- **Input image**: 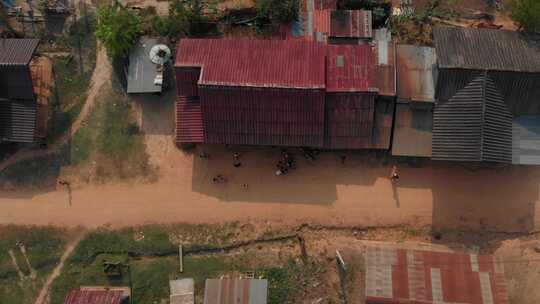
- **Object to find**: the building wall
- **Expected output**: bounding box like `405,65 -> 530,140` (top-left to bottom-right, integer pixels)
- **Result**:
199,86 -> 326,147
324,92 -> 375,149
175,67 -> 201,97
436,68 -> 540,115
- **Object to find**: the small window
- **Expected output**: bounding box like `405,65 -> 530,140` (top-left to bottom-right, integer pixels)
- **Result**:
336,55 -> 344,67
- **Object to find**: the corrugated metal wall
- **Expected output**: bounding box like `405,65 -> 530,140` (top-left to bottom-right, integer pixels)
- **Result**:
437,69 -> 540,116
324,93 -> 375,149
199,86 -> 325,147
0,100 -> 36,142
175,67 -> 200,97
0,65 -> 35,100
433,74 -> 512,163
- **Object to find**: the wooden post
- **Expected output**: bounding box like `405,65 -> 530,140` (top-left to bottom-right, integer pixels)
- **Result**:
179,245 -> 183,273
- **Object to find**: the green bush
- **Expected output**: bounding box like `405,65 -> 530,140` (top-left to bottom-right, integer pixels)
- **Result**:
254,0 -> 299,25
96,3 -> 142,59
509,0 -> 540,32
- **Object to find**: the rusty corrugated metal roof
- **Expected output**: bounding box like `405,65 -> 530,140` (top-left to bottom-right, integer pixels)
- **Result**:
63,290 -> 126,304
326,44 -> 377,92
204,279 -> 267,304
434,26 -> 540,73
364,246 -> 508,304
373,29 -> 396,97
0,39 -> 39,66
396,44 -> 437,102
175,39 -> 326,89
176,96 -> 204,144
330,10 -> 372,38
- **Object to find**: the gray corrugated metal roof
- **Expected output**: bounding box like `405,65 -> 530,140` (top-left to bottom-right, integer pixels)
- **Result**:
127,37 -> 163,94
0,99 -> 36,143
170,279 -> 194,304
0,39 -> 39,65
396,45 -> 437,102
512,116 -> 540,165
433,26 -> 540,73
391,103 -> 433,157
204,279 -> 267,304
432,74 -> 513,163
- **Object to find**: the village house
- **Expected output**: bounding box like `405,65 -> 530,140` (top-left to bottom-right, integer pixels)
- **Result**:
174,38 -> 394,150
432,26 -> 540,164
0,38 -> 52,144
363,246 -> 508,304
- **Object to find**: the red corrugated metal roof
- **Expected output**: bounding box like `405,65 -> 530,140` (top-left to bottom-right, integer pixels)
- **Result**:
176,96 -> 204,144
175,39 -> 326,89
330,10 -> 372,38
326,44 -> 377,92
199,86 -> 325,147
324,93 -> 375,149
64,290 -> 125,304
365,247 -> 509,304
313,0 -> 337,10
314,9 -> 330,36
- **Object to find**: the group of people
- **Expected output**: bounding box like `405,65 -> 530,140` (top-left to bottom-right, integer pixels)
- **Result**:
276,150 -> 296,176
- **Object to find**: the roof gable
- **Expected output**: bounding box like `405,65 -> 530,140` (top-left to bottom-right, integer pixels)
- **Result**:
432,73 -> 513,162
0,39 -> 39,66
175,39 -> 326,89
434,26 -> 540,73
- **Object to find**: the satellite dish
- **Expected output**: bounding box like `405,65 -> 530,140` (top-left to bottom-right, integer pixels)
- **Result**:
149,44 -> 171,65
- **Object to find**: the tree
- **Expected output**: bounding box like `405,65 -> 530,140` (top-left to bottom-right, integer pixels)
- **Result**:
95,3 -> 142,59
509,0 -> 540,32
151,0 -> 218,37
254,0 -> 299,25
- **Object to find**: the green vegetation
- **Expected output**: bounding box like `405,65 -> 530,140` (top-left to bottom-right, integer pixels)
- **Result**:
49,225 -> 318,304
508,0 -> 540,32
0,226 -> 67,304
70,84 -> 152,180
48,14 -> 97,142
254,0 -> 299,26
96,3 -> 142,59
148,0 -> 219,37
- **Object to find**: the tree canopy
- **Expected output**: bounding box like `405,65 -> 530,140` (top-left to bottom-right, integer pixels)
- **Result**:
151,0 -> 218,37
254,0 -> 299,25
509,0 -> 540,32
95,3 -> 142,59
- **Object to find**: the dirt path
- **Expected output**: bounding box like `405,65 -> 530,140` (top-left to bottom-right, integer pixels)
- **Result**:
0,45 -> 111,173
1,144 -> 540,233
33,233 -> 84,304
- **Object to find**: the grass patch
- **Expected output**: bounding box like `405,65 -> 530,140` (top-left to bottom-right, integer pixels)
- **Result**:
48,14 -> 97,142
0,226 -> 67,304
69,84 -> 152,181
0,146 -> 70,189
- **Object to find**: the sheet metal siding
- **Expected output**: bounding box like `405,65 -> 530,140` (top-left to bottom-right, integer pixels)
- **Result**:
0,100 -> 36,142
371,97 -> 395,149
175,39 -> 326,89
396,45 -> 437,102
330,10 -> 372,38
512,116 -> 540,164
433,26 -> 540,73
0,39 -> 39,65
435,68 -> 478,102
391,103 -> 433,157
490,71 -> 540,115
433,75 -> 512,163
375,41 -> 397,97
203,279 -> 267,304
64,290 -> 124,304
324,93 -> 375,149
175,68 -> 200,97
0,65 -> 35,99
175,97 -> 204,143
326,44 -> 376,92
199,86 -> 325,147
364,247 -> 509,304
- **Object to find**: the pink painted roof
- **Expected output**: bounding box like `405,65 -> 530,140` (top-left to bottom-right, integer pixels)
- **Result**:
175,39 -> 326,89
326,44 -> 377,92
64,290 -> 125,304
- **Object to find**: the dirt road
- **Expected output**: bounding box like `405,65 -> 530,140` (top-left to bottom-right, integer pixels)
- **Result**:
1,142 -> 539,232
